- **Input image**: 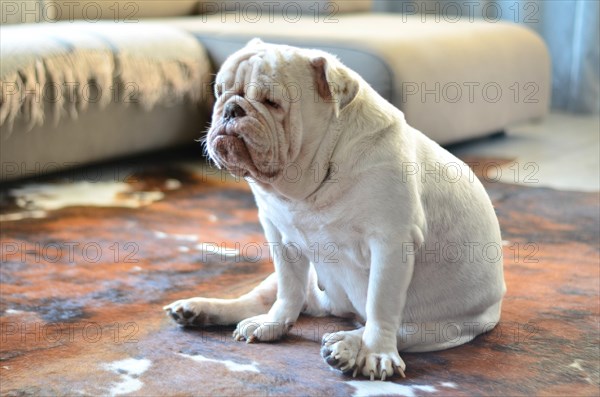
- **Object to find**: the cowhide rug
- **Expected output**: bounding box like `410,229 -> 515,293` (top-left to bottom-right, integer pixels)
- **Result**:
1,153 -> 598,396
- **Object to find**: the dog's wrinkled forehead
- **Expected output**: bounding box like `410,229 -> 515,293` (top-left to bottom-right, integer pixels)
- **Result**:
215,45 -> 304,98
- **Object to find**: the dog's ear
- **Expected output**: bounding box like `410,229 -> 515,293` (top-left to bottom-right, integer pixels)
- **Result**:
310,56 -> 359,117
246,38 -> 264,47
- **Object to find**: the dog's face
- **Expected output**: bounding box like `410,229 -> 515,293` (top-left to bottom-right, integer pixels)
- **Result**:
205,39 -> 358,185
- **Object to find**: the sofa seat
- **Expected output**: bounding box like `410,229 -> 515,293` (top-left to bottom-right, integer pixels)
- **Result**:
0,22 -> 212,181
162,13 -> 551,144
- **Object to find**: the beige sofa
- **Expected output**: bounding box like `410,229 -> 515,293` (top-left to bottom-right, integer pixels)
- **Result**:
0,0 -> 551,181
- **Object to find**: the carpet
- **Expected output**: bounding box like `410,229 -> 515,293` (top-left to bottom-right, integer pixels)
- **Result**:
0,153 -> 598,396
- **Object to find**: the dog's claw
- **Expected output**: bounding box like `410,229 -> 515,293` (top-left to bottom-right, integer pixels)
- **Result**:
233,330 -> 245,342
394,364 -> 406,378
381,370 -> 387,381
352,367 -> 359,378
370,370 -> 375,381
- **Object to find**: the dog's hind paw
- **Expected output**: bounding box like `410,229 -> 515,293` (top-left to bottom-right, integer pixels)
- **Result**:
163,298 -> 215,327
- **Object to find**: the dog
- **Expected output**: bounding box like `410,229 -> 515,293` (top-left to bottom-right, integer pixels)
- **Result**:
164,39 -> 506,381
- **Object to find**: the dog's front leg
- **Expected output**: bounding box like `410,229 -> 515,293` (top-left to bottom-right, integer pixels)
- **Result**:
233,217 -> 309,343
356,232 -> 419,380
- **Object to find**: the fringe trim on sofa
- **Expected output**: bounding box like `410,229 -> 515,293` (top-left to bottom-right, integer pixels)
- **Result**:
0,50 -> 206,135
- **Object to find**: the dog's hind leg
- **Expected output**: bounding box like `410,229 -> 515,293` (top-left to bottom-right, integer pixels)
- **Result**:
164,264 -> 331,327
164,273 -> 278,327
303,264 -> 332,317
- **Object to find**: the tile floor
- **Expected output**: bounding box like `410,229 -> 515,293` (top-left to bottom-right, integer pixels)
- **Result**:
449,112 -> 600,192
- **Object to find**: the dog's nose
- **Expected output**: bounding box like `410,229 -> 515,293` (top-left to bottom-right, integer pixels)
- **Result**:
223,102 -> 246,121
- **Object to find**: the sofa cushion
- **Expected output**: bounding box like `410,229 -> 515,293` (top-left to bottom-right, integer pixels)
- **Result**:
0,21 -> 212,181
161,13 -> 551,144
1,22 -> 211,131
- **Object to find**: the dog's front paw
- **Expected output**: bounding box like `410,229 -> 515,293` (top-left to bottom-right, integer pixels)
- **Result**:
233,314 -> 292,343
355,347 -> 406,381
321,330 -> 362,373
163,298 -> 215,327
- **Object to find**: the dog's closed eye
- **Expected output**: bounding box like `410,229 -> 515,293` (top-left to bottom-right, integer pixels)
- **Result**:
264,98 -> 280,110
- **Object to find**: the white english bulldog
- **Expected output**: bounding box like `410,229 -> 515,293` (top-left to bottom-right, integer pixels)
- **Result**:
164,39 -> 506,381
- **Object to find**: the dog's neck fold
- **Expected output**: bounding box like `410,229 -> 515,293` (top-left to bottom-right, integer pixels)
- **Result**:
263,110 -> 342,201
261,87 -> 399,202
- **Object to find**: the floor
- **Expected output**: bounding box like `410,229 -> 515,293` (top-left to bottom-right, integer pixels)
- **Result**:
448,112 -> 600,192
0,112 -> 598,396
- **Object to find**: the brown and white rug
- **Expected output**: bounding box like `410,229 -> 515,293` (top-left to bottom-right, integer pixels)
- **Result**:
1,151 -> 598,396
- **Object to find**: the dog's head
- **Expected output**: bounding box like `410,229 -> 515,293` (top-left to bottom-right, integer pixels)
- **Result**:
205,39 -> 359,189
